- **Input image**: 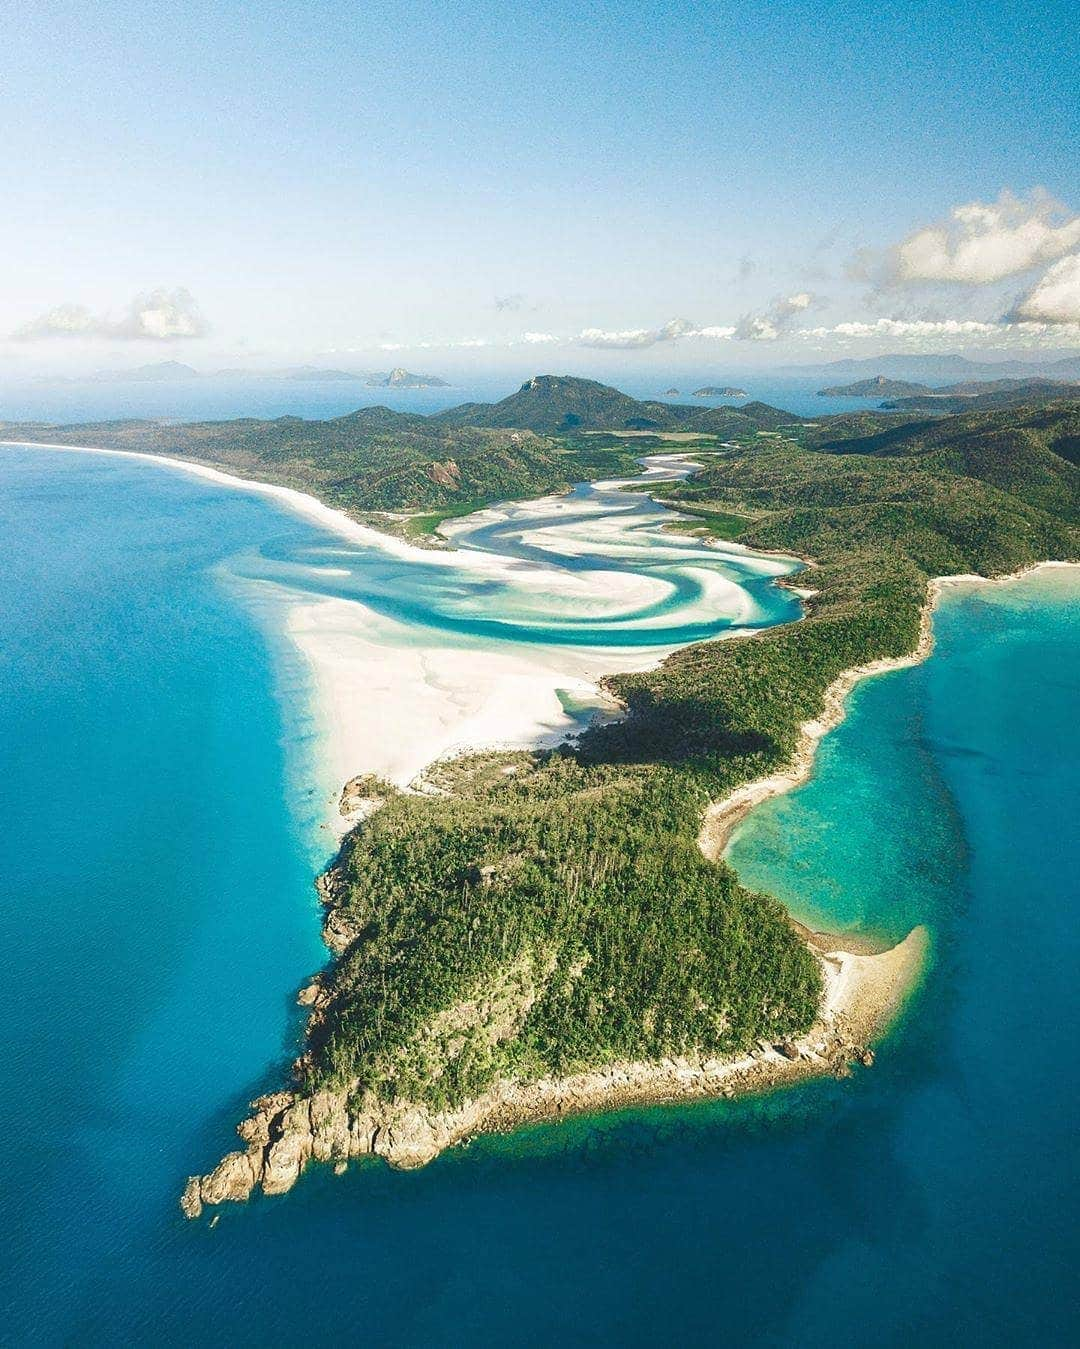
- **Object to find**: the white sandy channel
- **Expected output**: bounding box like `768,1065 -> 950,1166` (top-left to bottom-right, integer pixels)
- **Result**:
5,441 -> 799,830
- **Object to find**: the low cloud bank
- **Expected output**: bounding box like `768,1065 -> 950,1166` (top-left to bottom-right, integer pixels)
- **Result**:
14,288 -> 208,341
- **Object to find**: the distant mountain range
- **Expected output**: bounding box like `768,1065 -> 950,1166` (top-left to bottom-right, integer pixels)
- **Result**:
790,351 -> 1080,382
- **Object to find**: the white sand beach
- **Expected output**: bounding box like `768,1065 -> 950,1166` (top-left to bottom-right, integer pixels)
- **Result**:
7,440 -> 800,834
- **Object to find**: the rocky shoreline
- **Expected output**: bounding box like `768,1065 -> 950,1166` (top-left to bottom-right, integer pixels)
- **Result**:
180,925 -> 927,1219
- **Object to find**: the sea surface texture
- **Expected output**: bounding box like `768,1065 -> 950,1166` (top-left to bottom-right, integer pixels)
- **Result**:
0,445 -> 1076,1345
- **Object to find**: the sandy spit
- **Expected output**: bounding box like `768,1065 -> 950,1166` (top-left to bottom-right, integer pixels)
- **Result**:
466,926 -> 930,1139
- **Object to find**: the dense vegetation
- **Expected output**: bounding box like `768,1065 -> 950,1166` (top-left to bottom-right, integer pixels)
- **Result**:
432,376 -> 803,436
881,379 -> 1079,413
0,377 -> 802,536
6,383 -> 1078,1115
819,374 -> 1078,410
300,399 -> 1079,1112
0,405 -> 643,530
314,753 -> 819,1108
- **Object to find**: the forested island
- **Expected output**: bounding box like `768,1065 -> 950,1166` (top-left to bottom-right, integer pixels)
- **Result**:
821,372 -> 1078,411
5,377 -> 1078,1215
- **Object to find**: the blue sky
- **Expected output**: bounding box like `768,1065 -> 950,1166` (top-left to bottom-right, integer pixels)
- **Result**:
2,0 -> 1078,372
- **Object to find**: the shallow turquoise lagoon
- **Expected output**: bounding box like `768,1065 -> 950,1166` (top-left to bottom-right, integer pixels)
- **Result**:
0,445 -> 1076,1345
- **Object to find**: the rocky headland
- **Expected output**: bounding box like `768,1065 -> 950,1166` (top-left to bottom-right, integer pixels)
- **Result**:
180,922 -> 925,1218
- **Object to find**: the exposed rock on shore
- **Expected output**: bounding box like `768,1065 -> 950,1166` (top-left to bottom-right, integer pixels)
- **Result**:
180,927 -> 927,1217
337,773 -> 389,818
315,868 -> 359,953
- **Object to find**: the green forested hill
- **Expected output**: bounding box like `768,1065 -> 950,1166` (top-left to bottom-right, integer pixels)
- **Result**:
882,380 -> 1078,412
803,401 -> 1080,520
0,375 -> 801,527
0,408 -> 643,522
432,375 -> 800,436
433,375 -> 681,432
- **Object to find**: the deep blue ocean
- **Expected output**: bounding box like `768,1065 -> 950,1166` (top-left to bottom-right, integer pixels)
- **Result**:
0,442 -> 1076,1346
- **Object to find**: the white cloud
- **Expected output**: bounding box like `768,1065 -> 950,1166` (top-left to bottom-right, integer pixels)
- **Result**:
1008,254 -> 1080,325
734,292 -> 816,341
342,300 -> 1080,358
378,336 -> 488,350
888,189 -> 1080,285
13,302 -> 98,338
796,315 -> 1080,347
572,319 -> 736,349
803,318 -> 1001,339
13,288 -> 209,341
577,317 -> 697,350
115,289 -> 208,339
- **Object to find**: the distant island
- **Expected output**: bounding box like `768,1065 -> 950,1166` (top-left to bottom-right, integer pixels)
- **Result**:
278,366 -> 448,387
663,387 -> 681,396
115,360 -> 201,382
789,351 -> 1080,383
693,386 -> 748,397
819,375 -> 930,397
6,375 -> 1077,1218
365,367 -> 449,388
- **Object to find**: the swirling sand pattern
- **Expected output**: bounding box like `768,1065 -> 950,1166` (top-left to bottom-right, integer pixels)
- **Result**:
232,456 -> 801,652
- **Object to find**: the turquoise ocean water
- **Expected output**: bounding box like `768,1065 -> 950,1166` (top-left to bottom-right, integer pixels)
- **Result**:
0,444 -> 1076,1345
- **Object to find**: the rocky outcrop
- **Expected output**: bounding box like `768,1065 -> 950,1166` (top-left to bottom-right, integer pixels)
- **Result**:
179,951 -> 910,1219
427,459 -> 461,488
315,867 -> 359,953
338,774 -> 387,818
179,1085 -> 476,1216
296,979 -> 323,1007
